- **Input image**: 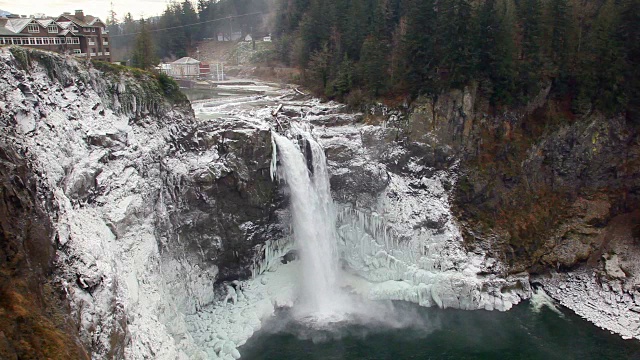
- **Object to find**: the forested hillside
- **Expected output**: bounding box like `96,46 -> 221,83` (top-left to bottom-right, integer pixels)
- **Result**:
107,0 -> 273,63
274,0 -> 639,119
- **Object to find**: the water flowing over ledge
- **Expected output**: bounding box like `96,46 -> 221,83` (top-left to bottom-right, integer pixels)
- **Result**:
3,48 -> 637,360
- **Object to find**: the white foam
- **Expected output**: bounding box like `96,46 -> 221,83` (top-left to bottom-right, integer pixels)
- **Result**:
530,287 -> 564,317
273,129 -> 342,317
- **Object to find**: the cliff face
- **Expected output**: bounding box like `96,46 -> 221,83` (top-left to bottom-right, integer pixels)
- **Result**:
0,143 -> 89,360
376,85 -> 640,339
2,46 -> 638,358
0,47 -> 281,358
364,85 -> 638,273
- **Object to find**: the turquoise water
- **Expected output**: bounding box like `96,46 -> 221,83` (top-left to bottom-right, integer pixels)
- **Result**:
240,301 -> 640,360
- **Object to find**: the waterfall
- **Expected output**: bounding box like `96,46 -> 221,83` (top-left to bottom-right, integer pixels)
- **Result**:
272,129 -> 342,319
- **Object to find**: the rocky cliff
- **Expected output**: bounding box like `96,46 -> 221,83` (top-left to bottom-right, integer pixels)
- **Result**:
0,47 -> 282,359
352,85 -> 640,339
2,46 -> 638,359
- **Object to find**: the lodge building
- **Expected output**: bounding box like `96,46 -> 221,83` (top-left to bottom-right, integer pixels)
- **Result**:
0,10 -> 111,62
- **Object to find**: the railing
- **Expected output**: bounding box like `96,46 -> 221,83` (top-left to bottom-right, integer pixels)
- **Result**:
88,41 -> 95,45
90,52 -> 96,57
98,52 -> 103,56
103,41 -> 109,45
104,52 -> 110,56
0,37 -> 70,45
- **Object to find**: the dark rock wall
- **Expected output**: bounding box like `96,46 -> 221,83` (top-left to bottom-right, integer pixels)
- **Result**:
384,86 -> 640,276
0,47 -> 284,357
0,145 -> 89,360
158,119 -> 283,283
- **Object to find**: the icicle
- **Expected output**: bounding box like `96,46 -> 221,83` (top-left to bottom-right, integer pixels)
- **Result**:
270,130 -> 278,181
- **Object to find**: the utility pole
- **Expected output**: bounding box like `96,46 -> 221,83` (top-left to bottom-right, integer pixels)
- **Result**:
251,26 -> 255,50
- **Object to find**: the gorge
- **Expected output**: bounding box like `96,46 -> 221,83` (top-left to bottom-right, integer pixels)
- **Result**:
0,47 -> 639,360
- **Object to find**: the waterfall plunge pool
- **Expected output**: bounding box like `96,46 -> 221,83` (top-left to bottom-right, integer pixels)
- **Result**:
239,299 -> 640,360
253,120 -> 640,359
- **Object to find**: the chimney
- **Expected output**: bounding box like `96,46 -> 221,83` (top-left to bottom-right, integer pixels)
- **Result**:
75,10 -> 84,20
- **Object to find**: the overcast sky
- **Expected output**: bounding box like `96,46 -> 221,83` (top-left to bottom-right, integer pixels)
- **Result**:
0,0 -> 173,20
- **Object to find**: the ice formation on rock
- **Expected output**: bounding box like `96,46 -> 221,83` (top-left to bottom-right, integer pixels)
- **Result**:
13,48 -> 633,360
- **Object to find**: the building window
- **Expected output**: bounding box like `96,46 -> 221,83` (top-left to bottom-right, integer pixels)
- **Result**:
91,28 -> 96,32
29,38 -> 36,45
48,25 -> 58,33
73,49 -> 81,54
27,24 -> 39,33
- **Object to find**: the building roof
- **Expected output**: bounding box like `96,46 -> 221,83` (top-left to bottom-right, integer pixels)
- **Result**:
0,19 -> 26,36
4,18 -> 33,33
58,14 -> 89,27
57,21 -> 71,29
58,14 -> 103,28
172,57 -> 200,65
36,19 -> 54,27
86,16 -> 104,26
0,27 -> 16,36
0,11 -> 105,37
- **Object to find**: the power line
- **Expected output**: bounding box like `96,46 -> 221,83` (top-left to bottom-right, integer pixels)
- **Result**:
110,11 -> 265,38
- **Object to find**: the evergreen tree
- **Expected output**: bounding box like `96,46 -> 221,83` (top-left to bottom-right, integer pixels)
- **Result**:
573,0 -> 623,114
158,3 -> 188,59
329,54 -> 354,97
306,43 -> 332,92
342,0 -> 369,61
269,0 -> 636,114
293,0 -> 333,67
619,0 -> 640,121
546,0 -> 577,95
402,0 -> 438,96
198,0 -> 215,39
181,0 -> 200,49
131,18 -> 156,69
518,0 -> 544,99
360,35 -> 388,96
476,0 -> 518,105
438,0 -> 475,89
